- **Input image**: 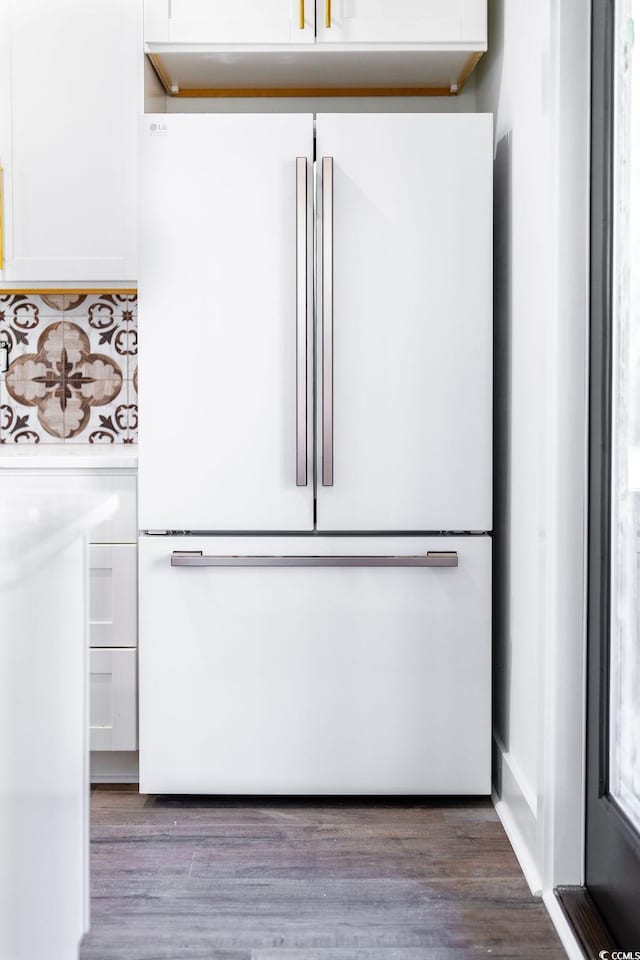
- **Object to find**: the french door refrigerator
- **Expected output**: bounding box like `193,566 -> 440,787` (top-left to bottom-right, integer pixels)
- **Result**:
138,113 -> 493,795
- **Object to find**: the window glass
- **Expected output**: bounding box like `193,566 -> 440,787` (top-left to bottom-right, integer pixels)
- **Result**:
610,0 -> 640,829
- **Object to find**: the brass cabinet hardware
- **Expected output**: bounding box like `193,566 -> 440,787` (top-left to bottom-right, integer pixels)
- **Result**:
299,0 -> 305,28
326,0 -> 331,28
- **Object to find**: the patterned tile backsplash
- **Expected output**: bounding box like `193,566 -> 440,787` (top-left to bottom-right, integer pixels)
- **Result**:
0,293 -> 138,444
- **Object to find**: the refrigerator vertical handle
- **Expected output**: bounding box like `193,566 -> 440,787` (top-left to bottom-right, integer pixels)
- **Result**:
296,157 -> 308,487
322,156 -> 334,487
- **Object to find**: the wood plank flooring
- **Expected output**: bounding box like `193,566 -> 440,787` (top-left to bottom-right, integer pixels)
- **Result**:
80,790 -> 566,960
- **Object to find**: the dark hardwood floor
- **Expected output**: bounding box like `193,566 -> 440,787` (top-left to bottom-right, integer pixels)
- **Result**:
80,789 -> 566,960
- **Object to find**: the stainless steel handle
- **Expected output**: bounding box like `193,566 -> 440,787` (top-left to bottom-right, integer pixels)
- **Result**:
322,156 -> 334,486
171,551 -> 458,568
296,157 -> 308,486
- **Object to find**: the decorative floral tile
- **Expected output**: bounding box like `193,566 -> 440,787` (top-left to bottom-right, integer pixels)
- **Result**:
0,294 -> 64,373
64,380 -> 132,444
126,367 -> 138,444
0,377 -> 62,444
61,292 -> 137,318
65,309 -> 137,381
0,294 -> 138,444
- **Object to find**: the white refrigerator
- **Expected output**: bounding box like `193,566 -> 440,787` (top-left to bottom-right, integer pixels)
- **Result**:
138,113 -> 493,795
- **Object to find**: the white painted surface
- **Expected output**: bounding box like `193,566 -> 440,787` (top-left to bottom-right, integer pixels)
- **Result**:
0,445 -> 138,471
0,489 -> 117,587
0,490 -> 116,960
315,113 -> 492,531
0,473 -> 137,543
90,750 -> 140,783
145,45 -> 481,94
316,0 -> 486,44
89,648 -> 138,751
144,0 -> 485,45
138,113 -> 314,531
89,544 -> 138,648
476,0 -> 590,892
139,535 -> 491,795
0,0 -> 141,285
542,890 -> 590,960
145,0 -> 315,43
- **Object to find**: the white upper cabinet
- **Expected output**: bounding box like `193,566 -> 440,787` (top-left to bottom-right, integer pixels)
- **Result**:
316,0 -> 486,44
0,0 -> 141,287
145,0 -> 315,43
144,0 -> 486,46
143,0 -> 486,95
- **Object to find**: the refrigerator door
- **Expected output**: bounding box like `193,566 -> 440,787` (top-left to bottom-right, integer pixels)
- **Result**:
138,114 -> 314,531
139,534 -> 491,795
316,114 -> 493,532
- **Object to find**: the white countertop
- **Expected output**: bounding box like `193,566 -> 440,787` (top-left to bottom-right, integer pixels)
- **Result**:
0,489 -> 118,587
0,446 -> 138,470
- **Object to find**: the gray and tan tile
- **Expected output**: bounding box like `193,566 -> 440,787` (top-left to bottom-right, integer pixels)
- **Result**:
0,293 -> 138,444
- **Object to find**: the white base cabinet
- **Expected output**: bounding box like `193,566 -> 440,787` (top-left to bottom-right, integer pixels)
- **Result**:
139,535 -> 491,796
0,461 -> 139,777
89,544 -> 138,648
89,649 -> 138,751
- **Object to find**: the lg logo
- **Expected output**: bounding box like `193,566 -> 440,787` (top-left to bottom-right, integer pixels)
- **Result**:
149,122 -> 168,133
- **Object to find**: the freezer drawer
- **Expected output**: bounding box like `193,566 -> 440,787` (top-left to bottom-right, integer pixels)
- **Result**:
139,535 -> 491,795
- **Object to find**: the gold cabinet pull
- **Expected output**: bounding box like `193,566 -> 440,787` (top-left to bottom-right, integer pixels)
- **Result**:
0,165 -> 4,271
298,0 -> 304,29
325,0 -> 331,28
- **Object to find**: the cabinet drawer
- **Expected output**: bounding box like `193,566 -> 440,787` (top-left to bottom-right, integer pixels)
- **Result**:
82,476 -> 137,543
89,648 -> 137,752
0,474 -> 137,542
140,535 -> 491,795
89,544 -> 137,648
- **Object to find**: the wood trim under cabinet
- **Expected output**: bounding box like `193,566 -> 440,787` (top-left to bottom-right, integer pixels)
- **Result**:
167,84 -> 455,98
146,51 -> 484,100
0,288 -> 137,294
456,51 -> 484,92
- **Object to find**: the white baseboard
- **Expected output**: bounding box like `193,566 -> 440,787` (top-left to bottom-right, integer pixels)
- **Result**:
542,890 -> 586,960
493,733 -> 541,895
90,750 -> 139,783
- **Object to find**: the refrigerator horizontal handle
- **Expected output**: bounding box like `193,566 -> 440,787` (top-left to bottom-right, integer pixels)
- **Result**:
170,552 -> 458,568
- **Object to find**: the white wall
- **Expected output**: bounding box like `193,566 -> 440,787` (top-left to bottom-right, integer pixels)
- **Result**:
476,0 -> 590,893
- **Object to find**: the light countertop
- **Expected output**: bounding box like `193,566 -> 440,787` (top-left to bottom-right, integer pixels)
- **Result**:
0,489 -> 118,587
0,446 -> 138,470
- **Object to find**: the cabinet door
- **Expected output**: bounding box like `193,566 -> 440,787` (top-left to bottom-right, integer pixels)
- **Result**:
145,0 -> 315,43
89,648 -> 137,751
139,114 -> 314,532
89,545 -> 137,648
0,0 -> 140,285
316,0 -> 486,44
315,114 -> 492,532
